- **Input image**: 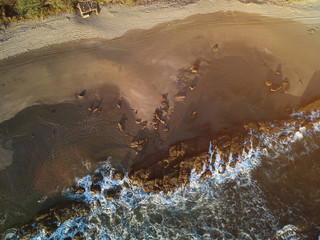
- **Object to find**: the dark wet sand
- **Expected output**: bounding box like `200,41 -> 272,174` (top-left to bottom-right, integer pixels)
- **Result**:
0,11 -> 320,231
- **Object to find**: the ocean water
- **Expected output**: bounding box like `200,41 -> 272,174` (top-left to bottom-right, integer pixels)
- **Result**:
4,111 -> 320,240
1,9 -> 320,239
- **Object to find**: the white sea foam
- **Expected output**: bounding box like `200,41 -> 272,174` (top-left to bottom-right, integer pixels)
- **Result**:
5,111 -> 320,240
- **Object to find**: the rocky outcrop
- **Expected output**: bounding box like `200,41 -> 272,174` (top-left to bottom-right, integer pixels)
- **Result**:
128,105 -> 320,193
9,201 -> 90,239
129,136 -> 212,193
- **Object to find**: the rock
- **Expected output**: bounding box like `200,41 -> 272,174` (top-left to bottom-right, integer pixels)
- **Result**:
78,89 -> 86,98
130,141 -> 139,148
90,184 -> 101,195
128,108 -> 320,193
264,81 -> 272,87
73,232 -> 84,240
71,185 -> 86,194
175,92 -> 186,99
307,28 -> 315,34
129,136 -> 211,193
270,86 -> 282,92
116,100 -> 122,109
191,110 -> 197,118
200,169 -> 213,182
130,139 -> 147,151
189,85 -> 196,90
118,122 -> 124,132
162,94 -> 168,100
211,44 -> 219,53
104,186 -> 121,199
113,170 -> 124,181
15,201 -> 90,239
92,172 -> 104,183
95,200 -> 101,208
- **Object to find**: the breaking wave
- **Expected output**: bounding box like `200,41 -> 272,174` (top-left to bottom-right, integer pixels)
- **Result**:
4,111 -> 320,240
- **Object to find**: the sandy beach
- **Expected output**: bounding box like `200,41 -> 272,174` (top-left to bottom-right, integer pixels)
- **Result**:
1,0 -> 320,236
0,0 -> 320,60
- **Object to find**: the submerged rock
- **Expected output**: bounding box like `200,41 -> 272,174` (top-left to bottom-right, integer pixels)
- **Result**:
104,186 -> 122,200
10,201 -> 90,239
90,183 -> 101,195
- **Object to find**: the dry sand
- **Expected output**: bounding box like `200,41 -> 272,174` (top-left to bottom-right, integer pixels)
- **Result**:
0,0 -> 320,60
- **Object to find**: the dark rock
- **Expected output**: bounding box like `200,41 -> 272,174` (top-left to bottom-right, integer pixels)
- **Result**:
92,172 -> 104,183
78,89 -> 86,98
129,99 -> 320,193
13,201 -> 90,239
71,185 -> 86,194
73,232 -> 84,240
90,184 -> 101,195
129,136 -> 211,193
104,186 -> 122,199
113,170 -> 124,181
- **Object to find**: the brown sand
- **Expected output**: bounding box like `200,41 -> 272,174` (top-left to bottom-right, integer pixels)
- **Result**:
0,11 -> 320,231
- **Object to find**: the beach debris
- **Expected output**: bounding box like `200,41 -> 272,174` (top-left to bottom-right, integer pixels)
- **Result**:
164,126 -> 169,132
76,1 -> 100,18
78,89 -> 86,98
211,44 -> 219,53
282,80 -> 289,86
298,79 -> 303,85
275,71 -> 281,75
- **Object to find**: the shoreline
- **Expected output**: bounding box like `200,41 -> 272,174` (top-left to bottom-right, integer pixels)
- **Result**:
1,0 -> 320,60
3,98 -> 320,239
1,3 -> 320,237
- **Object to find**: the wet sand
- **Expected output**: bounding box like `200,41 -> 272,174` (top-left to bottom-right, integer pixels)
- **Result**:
0,11 -> 320,232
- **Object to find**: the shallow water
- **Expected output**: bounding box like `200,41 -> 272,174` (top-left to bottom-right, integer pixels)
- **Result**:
1,11 -> 320,239
4,112 -> 320,239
